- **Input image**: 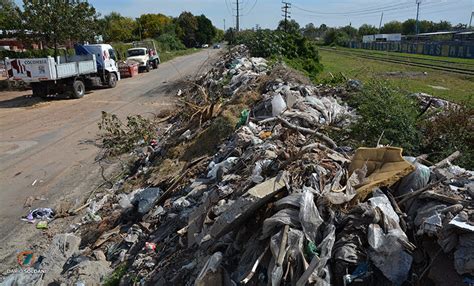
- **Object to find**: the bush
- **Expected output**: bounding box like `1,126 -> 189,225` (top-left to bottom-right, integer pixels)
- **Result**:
346,80 -> 421,154
98,112 -> 157,157
323,29 -> 350,46
156,33 -> 186,51
111,42 -> 133,60
235,29 -> 322,79
420,106 -> 474,169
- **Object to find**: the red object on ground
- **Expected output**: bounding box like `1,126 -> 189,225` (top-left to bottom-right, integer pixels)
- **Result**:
119,63 -> 139,78
145,242 -> 157,252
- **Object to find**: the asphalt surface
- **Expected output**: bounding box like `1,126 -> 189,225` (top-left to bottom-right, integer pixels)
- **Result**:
0,48 -> 221,271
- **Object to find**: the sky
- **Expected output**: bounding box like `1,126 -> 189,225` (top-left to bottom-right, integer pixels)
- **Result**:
15,0 -> 474,30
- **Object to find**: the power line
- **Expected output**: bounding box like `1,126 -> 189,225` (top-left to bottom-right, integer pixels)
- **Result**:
241,0 -> 258,16
292,2 -> 412,15
225,0 -> 234,16
291,0 -> 456,19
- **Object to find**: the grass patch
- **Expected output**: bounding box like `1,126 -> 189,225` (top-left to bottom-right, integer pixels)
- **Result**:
318,49 -> 474,106
332,46 -> 474,66
103,264 -> 128,286
160,48 -> 200,63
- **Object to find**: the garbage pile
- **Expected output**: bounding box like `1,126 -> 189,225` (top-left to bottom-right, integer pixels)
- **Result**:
3,45 -> 472,286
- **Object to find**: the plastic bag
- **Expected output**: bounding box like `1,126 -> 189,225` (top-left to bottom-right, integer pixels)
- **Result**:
272,94 -> 287,116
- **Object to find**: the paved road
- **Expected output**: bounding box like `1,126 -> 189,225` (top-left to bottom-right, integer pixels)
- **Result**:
0,48 -> 221,270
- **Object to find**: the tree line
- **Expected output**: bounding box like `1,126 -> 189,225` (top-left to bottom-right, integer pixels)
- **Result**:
0,0 -> 222,54
299,19 -> 467,46
246,18 -> 467,47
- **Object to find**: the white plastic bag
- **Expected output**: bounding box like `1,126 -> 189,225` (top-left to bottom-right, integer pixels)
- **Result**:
272,94 -> 287,116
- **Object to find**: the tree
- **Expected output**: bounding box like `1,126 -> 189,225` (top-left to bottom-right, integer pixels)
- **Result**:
341,25 -> 357,39
176,11 -> 198,48
224,28 -> 237,44
358,24 -> 378,38
195,14 -> 216,45
22,0 -> 98,55
302,23 -> 318,39
277,19 -> 300,34
137,13 -> 173,39
419,20 -> 435,33
324,28 -> 350,46
213,29 -> 225,43
402,19 -> 417,35
434,20 -> 451,31
380,21 -> 402,34
102,12 -> 137,42
0,0 -> 21,35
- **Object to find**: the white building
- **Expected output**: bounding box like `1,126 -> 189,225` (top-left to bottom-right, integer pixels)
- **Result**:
363,33 -> 402,43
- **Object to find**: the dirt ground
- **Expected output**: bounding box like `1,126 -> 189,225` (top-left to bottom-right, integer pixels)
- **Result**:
0,48 -> 222,273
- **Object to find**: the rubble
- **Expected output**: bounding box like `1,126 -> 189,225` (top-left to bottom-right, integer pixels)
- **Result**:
3,45 -> 472,285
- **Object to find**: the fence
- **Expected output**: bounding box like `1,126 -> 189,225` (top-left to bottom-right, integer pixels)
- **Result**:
348,41 -> 474,59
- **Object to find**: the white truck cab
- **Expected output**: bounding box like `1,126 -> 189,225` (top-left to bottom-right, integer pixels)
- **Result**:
126,41 -> 160,72
126,48 -> 149,71
76,44 -> 121,83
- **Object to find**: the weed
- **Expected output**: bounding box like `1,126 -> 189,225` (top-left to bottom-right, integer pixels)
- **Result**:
103,264 -> 127,286
345,80 -> 422,154
98,112 -> 157,157
420,105 -> 474,169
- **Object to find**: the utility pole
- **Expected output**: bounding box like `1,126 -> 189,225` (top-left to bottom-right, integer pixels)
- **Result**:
234,0 -> 241,31
224,19 -> 226,31
136,18 -> 142,41
415,0 -> 421,35
282,1 -> 291,32
469,11 -> 473,28
379,12 -> 384,31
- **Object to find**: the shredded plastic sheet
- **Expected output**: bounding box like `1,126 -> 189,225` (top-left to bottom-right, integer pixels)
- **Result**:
367,190 -> 413,285
395,156 -> 431,197
299,190 -> 323,243
262,209 -> 301,238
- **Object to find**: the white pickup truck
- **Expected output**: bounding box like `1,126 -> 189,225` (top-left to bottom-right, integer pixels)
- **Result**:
126,40 -> 160,72
5,44 -> 120,99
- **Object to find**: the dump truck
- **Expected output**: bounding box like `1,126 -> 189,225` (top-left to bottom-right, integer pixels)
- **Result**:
5,44 -> 120,99
126,40 -> 160,72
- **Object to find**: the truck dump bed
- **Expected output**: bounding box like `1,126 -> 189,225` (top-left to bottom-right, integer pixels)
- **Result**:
6,55 -> 97,83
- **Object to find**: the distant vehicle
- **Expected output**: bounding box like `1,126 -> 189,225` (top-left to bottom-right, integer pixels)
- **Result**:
213,44 -> 221,49
5,44 -> 120,99
126,40 -> 161,72
202,44 -> 209,48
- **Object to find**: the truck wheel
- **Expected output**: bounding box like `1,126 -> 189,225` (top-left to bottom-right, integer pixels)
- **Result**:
107,73 -> 117,88
71,80 -> 85,99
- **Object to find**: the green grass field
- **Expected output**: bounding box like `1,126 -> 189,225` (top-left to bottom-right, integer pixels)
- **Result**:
318,48 -> 474,105
328,46 -> 474,66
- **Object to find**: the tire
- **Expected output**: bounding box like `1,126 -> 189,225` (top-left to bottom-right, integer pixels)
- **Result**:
107,73 -> 117,88
145,63 -> 151,72
70,79 -> 85,99
152,60 -> 158,69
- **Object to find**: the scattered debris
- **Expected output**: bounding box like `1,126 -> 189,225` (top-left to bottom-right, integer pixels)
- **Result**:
21,207 -> 55,223
4,45 -> 472,286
